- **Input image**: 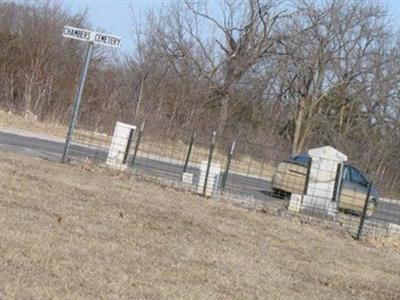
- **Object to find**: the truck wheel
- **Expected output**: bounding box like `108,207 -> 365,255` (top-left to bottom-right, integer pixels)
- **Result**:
365,199 -> 376,218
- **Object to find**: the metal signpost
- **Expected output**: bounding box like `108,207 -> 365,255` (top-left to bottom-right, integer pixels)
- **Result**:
61,26 -> 121,162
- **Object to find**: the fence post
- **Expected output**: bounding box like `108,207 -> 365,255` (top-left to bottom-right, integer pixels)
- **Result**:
332,163 -> 344,202
130,121 -> 145,168
183,130 -> 196,173
356,182 -> 373,240
221,141 -> 236,193
303,158 -> 313,195
203,131 -> 216,197
122,128 -> 135,165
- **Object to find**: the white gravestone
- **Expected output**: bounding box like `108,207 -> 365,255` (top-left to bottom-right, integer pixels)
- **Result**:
106,122 -> 136,170
197,161 -> 221,197
302,146 -> 347,217
182,172 -> 194,185
289,193 -> 302,212
387,223 -> 400,236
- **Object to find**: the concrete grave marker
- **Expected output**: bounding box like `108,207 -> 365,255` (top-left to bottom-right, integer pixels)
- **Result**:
182,172 -> 194,185
197,161 -> 221,197
302,146 -> 347,217
106,122 -> 136,170
289,193 -> 302,212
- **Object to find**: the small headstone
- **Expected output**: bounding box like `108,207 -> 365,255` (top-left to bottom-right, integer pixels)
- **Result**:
197,161 -> 221,197
182,172 -> 193,185
387,223 -> 400,236
288,193 -> 302,212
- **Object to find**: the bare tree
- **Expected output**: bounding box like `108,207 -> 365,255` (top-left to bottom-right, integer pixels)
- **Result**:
1,0 -> 399,191
136,0 -> 286,135
276,0 -> 388,154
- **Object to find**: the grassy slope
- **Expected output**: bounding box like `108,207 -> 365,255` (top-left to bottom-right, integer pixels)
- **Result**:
0,109 -> 67,137
0,150 -> 400,299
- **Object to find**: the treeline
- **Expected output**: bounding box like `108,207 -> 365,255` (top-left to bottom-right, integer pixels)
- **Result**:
0,0 -> 399,191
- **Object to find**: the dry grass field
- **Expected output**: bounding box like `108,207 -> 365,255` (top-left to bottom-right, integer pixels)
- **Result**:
1,150 -> 400,299
0,109 -> 67,138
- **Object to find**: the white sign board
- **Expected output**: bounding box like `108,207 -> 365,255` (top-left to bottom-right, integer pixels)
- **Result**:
63,26 -> 121,48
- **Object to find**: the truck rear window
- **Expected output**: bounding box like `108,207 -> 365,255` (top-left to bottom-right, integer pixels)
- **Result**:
293,155 -> 311,165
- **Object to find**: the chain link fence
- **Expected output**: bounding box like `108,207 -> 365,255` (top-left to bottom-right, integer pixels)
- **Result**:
64,116 -> 400,240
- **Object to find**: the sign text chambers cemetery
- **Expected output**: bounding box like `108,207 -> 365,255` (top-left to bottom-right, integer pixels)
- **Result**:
61,26 -> 121,163
63,26 -> 122,48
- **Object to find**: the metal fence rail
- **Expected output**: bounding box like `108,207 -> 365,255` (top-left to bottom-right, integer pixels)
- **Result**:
63,117 -> 400,240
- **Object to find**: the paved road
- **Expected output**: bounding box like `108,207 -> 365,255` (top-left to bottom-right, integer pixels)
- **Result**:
0,131 -> 275,199
1,130 -> 399,226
